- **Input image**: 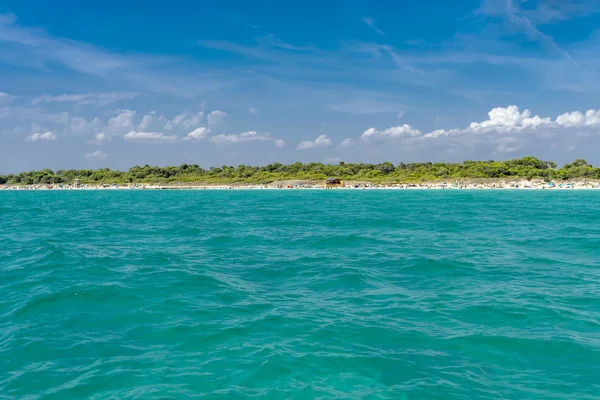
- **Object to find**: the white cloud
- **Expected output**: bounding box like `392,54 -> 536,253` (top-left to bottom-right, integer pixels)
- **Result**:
210,130 -> 271,144
207,110 -> 227,124
139,111 -> 168,131
498,0 -> 575,63
87,132 -> 111,145
555,111 -> 585,128
343,105 -> 600,161
165,111 -> 204,130
123,131 -> 177,142
185,127 -> 210,140
249,107 -> 259,115
0,92 -> 12,103
468,105 -> 551,131
0,14 -> 227,97
419,106 -> 600,141
422,129 -> 455,139
396,105 -> 600,159
556,110 -> 600,127
339,138 -> 355,147
68,116 -> 102,136
362,16 -> 385,36
108,109 -> 136,131
361,124 -> 421,141
32,92 -> 138,106
274,139 -> 285,148
84,150 -> 108,160
26,131 -> 56,142
297,134 -> 332,150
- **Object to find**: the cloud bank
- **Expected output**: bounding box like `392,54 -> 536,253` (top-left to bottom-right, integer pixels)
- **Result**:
360,105 -> 600,155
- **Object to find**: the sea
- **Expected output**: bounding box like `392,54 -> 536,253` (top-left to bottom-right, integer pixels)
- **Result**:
1,190 -> 600,399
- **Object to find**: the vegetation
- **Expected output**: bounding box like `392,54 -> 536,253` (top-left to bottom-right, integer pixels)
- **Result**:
1,157 -> 600,185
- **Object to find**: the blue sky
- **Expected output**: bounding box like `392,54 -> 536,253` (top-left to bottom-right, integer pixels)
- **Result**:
1,0 -> 600,172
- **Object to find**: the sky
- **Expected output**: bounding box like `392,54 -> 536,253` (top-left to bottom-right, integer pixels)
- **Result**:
1,0 -> 600,173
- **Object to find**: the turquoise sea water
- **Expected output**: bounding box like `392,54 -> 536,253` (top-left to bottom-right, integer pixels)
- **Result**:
1,190 -> 600,399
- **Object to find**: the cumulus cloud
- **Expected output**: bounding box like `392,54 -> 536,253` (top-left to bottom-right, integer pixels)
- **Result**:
339,138 -> 355,147
420,106 -> 600,140
165,111 -> 204,130
139,111 -> 168,131
2,107 -> 207,139
297,134 -> 332,150
185,127 -> 210,140
210,130 -> 271,144
556,110 -> 600,128
274,139 -> 285,148
84,150 -> 108,160
26,131 -> 56,142
1,108 -> 106,137
68,116 -> 102,136
422,129 -> 454,139
128,109 -> 205,133
348,105 -> 600,157
359,106 -> 600,146
108,109 -> 136,130
123,131 -> 177,142
87,132 -> 111,145
361,124 -> 421,141
32,92 -> 138,106
420,106 -> 600,155
207,110 -> 227,124
468,105 -> 551,131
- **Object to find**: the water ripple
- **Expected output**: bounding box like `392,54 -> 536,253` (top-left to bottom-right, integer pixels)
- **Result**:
1,191 -> 600,398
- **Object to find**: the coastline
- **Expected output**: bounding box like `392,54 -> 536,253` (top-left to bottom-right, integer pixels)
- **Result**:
3,178 -> 600,191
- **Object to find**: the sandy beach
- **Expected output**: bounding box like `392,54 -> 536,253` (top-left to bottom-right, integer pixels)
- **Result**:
3,179 -> 600,191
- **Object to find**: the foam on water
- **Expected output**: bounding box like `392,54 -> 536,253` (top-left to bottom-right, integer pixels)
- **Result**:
1,191 -> 600,399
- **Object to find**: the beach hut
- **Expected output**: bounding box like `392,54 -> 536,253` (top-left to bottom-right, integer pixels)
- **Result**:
326,177 -> 341,186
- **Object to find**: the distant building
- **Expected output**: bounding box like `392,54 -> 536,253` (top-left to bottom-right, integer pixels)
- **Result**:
326,178 -> 341,186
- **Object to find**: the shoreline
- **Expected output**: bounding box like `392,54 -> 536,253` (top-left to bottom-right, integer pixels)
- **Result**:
3,180 -> 600,191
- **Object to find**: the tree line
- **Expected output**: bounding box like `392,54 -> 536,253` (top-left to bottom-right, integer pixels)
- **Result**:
1,157 -> 599,185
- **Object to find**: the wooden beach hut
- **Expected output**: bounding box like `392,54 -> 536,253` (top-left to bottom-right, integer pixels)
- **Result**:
326,177 -> 341,186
